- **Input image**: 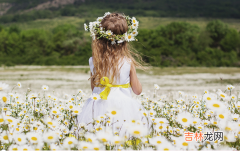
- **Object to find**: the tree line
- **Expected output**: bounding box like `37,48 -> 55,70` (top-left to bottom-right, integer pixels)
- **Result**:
0,20 -> 239,67
1,0 -> 240,23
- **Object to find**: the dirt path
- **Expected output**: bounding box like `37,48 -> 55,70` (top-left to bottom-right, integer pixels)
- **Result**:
0,66 -> 239,97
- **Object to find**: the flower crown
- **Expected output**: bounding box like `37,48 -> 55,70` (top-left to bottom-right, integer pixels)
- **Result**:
84,12 -> 139,45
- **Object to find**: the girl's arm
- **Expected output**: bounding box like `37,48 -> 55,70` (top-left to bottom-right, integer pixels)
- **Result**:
90,72 -> 94,91
130,63 -> 142,95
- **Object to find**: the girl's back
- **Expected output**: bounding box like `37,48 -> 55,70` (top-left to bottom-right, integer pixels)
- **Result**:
89,56 -> 132,97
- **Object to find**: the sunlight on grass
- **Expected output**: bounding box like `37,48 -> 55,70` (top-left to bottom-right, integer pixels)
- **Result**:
5,16 -> 240,31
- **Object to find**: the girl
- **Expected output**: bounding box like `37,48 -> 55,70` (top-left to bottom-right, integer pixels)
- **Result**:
75,12 -> 147,135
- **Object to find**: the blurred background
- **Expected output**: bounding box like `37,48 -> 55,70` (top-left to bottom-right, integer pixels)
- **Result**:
0,0 -> 239,95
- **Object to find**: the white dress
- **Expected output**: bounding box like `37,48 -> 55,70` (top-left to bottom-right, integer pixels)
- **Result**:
75,57 -> 147,134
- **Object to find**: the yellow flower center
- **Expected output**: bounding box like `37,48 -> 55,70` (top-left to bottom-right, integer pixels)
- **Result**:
53,111 -> 57,114
133,130 -> 140,135
128,35 -> 132,39
88,138 -> 92,142
111,111 -> 117,115
0,118 -> 4,123
18,138 -> 22,142
220,94 -> 225,98
213,104 -> 220,108
93,148 -> 99,150
219,114 -> 224,119
69,106 -> 73,109
182,118 -> 188,122
2,96 -> 7,103
47,122 -> 53,125
3,135 -> 8,140
83,146 -> 88,149
48,136 -> 53,140
115,141 -> 120,144
182,142 -> 188,146
74,110 -> 78,113
101,138 -> 107,142
159,126 -> 163,129
31,137 -> 37,141
225,127 -> 231,131
7,119 -> 13,123
93,97 -> 97,100
68,141 -> 73,144
157,141 -> 161,144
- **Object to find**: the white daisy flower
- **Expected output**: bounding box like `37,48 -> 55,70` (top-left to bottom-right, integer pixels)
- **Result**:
125,33 -> 135,42
104,12 -> 111,17
232,114 -> 239,120
107,107 -> 120,117
154,84 -> 160,90
85,132 -> 97,143
8,145 -> 19,151
0,131 -> 9,143
207,100 -> 227,113
17,82 -> 22,88
149,136 -> 167,146
132,30 -> 138,36
19,145 -> 33,151
78,141 -> 93,150
29,93 -> 38,99
62,137 -> 78,149
42,85 -> 49,91
26,132 -> 42,144
117,39 -> 124,43
92,141 -> 105,150
72,106 -> 81,116
84,23 -> 88,31
91,93 -> 100,101
0,82 -> 9,91
112,136 -> 124,145
176,112 -> 193,127
106,30 -> 113,36
226,85 -> 235,91
43,130 -> 58,144
0,93 -> 9,104
128,124 -> 148,137
51,108 -> 60,115
96,17 -> 103,22
96,131 -> 112,143
218,92 -> 227,100
13,133 -> 27,145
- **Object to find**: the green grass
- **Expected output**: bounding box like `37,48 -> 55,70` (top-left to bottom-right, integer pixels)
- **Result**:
138,17 -> 240,31
3,16 -> 240,31
137,67 -> 240,75
4,17 -> 86,31
1,66 -> 240,75
206,78 -> 240,85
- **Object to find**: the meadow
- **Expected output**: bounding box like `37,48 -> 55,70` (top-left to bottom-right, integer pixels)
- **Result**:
0,66 -> 240,150
3,16 -> 240,31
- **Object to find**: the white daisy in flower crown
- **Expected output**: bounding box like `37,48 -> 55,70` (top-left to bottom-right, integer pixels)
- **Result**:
84,12 -> 139,44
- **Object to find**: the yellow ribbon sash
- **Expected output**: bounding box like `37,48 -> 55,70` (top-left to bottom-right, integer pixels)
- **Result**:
97,77 -> 130,100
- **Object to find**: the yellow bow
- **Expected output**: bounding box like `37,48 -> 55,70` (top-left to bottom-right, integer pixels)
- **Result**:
98,77 -> 130,100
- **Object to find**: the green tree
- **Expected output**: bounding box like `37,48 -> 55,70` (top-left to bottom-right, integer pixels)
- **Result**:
206,20 -> 228,47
